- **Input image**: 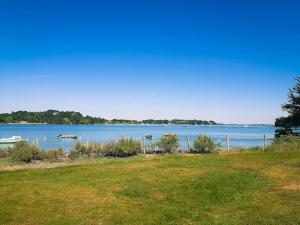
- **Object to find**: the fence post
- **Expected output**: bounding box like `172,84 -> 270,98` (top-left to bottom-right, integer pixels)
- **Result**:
263,134 -> 266,150
143,137 -> 146,155
226,135 -> 230,152
186,136 -> 190,151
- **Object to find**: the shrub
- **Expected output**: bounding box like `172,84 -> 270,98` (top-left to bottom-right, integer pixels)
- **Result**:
275,128 -> 293,138
10,141 -> 40,163
8,142 -> 66,162
0,148 -> 10,158
72,138 -> 141,158
191,135 -> 217,153
102,138 -> 141,157
68,149 -> 80,160
74,142 -> 94,156
92,144 -> 103,156
156,134 -> 179,153
74,142 -> 103,157
39,148 -> 64,161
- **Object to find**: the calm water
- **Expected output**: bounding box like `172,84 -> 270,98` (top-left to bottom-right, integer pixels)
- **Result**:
0,124 -> 275,151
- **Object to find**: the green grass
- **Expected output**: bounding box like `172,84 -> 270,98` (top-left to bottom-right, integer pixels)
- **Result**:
0,157 -> 24,166
0,151 -> 300,225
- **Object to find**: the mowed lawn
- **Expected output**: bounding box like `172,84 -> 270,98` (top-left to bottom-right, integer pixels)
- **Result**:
0,151 -> 300,225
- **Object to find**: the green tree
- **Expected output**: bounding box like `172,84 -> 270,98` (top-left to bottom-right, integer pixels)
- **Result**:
3,116 -> 14,123
275,77 -> 300,136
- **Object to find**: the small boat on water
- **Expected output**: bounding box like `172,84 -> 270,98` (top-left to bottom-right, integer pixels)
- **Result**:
0,136 -> 28,144
145,135 -> 153,139
57,134 -> 78,139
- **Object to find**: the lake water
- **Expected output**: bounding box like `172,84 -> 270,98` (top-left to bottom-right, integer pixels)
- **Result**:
0,124 -> 275,151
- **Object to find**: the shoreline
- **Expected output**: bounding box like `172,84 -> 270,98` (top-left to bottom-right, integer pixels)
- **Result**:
0,123 -> 274,127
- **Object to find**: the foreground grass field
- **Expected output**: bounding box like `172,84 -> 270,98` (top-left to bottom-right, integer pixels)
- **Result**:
0,151 -> 300,225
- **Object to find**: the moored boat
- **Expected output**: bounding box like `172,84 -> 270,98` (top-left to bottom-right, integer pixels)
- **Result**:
145,134 -> 153,139
57,134 -> 78,139
0,136 -> 28,144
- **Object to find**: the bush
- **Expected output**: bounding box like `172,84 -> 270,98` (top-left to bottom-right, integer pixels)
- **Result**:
74,142 -> 94,156
39,148 -> 64,161
68,149 -> 80,160
275,128 -> 293,138
0,148 -> 10,158
156,134 -> 179,153
10,141 -> 40,163
191,135 -> 217,153
74,142 -> 103,157
72,138 -> 141,158
7,142 -> 66,162
102,138 -> 141,157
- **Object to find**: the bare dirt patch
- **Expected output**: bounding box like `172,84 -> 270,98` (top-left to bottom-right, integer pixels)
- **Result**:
283,184 -> 300,191
0,160 -> 88,171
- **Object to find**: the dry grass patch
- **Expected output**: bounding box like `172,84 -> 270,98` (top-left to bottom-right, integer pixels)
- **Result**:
125,159 -> 157,170
283,184 -> 300,191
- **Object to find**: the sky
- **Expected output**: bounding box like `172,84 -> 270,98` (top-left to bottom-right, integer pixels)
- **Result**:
0,0 -> 299,124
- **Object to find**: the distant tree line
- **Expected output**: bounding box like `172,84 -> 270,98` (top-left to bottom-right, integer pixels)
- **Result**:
0,110 -> 217,125
0,110 -> 106,125
141,119 -> 216,125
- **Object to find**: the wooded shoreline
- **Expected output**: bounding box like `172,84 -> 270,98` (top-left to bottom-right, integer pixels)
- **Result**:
0,110 -> 217,125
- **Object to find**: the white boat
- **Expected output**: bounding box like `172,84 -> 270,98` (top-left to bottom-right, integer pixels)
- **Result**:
0,136 -> 28,144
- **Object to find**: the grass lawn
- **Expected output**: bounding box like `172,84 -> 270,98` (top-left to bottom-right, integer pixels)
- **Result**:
0,158 -> 25,166
0,151 -> 300,225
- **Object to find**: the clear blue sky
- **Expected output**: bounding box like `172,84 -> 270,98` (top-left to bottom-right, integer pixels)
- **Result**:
0,0 -> 299,124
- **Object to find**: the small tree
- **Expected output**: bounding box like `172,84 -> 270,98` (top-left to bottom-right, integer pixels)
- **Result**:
191,135 -> 217,153
156,134 -> 179,153
282,77 -> 300,120
275,77 -> 300,136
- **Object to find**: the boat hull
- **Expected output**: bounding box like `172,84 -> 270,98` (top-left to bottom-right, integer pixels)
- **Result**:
0,139 -> 27,144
